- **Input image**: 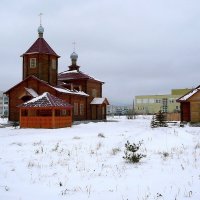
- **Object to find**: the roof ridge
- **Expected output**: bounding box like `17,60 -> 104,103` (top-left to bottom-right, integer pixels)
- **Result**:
46,92 -> 55,106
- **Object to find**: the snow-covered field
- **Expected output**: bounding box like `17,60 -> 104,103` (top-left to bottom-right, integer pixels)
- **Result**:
0,116 -> 200,200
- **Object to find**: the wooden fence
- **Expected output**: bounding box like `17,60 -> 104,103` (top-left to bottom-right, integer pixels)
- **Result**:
165,113 -> 180,121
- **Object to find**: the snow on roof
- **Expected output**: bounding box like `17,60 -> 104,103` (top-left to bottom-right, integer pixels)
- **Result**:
51,86 -> 89,96
90,98 -> 109,105
5,75 -> 89,97
19,92 -> 72,108
178,88 -> 200,101
60,70 -> 79,74
31,76 -> 89,96
58,70 -> 104,83
25,88 -> 38,98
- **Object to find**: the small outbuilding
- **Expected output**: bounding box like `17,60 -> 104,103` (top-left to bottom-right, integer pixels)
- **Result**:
177,85 -> 200,122
90,98 -> 109,120
18,92 -> 73,128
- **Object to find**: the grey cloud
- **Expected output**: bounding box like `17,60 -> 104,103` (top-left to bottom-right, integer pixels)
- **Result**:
1,0 -> 200,105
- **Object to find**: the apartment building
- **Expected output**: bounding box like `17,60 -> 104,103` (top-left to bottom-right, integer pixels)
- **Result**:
0,91 -> 8,117
107,105 -> 132,115
135,89 -> 191,114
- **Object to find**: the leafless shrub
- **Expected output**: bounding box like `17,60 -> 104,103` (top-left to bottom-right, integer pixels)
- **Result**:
163,152 -> 169,158
35,146 -> 43,154
73,136 -> 81,140
33,140 -> 42,146
111,147 -> 121,155
0,185 -> 10,192
98,133 -> 105,138
90,150 -> 95,155
35,149 -> 40,154
4,186 -> 9,191
27,161 -> 35,168
10,142 -> 23,146
52,142 -> 59,152
194,142 -> 200,149
96,142 -> 102,150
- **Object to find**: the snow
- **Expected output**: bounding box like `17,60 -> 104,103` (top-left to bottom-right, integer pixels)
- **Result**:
51,86 -> 89,96
23,92 -> 47,104
179,88 -> 199,101
60,70 -> 79,74
21,92 -> 72,108
90,98 -> 106,105
0,116 -> 200,200
25,88 -> 38,98
59,70 -> 103,83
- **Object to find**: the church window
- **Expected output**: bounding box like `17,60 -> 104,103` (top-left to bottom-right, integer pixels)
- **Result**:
74,103 -> 78,115
92,89 -> 97,97
51,59 -> 56,69
80,103 -> 84,115
30,58 -> 37,68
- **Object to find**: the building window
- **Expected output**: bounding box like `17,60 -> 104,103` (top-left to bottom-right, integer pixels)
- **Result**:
92,89 -> 97,97
74,103 -> 78,115
169,98 -> 175,103
143,99 -> 148,104
80,104 -> 84,115
55,109 -> 70,116
51,59 -> 56,69
155,99 -> 161,103
148,99 -> 154,103
30,58 -> 37,68
136,99 -> 142,104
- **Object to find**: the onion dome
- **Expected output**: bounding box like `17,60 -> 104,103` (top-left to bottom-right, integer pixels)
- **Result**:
70,52 -> 78,61
38,25 -> 44,38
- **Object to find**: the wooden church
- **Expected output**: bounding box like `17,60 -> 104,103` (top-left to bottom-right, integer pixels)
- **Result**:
5,23 -> 109,125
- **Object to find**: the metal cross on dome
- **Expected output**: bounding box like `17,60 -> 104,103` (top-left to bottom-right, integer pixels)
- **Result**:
72,41 -> 76,52
39,13 -> 43,26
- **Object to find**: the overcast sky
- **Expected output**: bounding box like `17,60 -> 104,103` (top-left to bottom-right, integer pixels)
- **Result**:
1,0 -> 200,105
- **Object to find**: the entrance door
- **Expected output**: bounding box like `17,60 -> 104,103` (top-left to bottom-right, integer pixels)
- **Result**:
91,105 -> 97,120
102,106 -> 105,119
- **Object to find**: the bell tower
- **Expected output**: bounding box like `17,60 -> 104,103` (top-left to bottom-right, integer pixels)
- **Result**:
21,15 -> 60,86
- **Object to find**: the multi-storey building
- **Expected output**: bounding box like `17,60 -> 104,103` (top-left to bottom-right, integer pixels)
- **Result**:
0,91 -> 8,117
107,105 -> 132,115
135,89 -> 191,114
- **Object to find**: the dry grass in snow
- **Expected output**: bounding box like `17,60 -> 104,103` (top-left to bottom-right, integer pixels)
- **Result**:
0,116 -> 200,200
